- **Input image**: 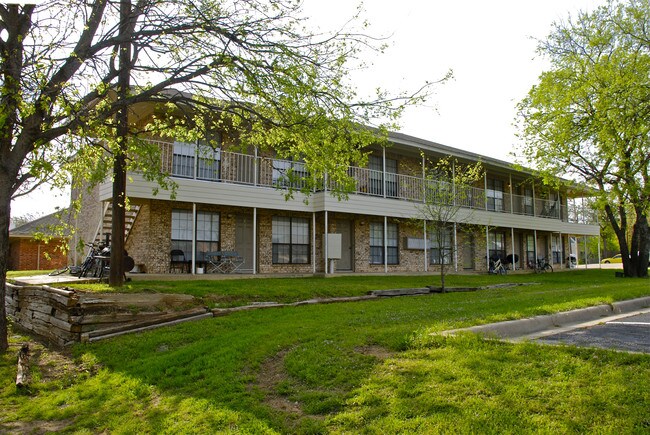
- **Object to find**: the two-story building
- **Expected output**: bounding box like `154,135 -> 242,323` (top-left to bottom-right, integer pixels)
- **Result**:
72,126 -> 599,276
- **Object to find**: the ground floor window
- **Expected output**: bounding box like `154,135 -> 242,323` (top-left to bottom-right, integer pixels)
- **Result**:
272,216 -> 309,264
552,234 -> 562,264
196,211 -> 220,263
370,222 -> 399,265
525,234 -> 535,266
488,231 -> 506,261
430,227 -> 453,265
171,210 -> 220,263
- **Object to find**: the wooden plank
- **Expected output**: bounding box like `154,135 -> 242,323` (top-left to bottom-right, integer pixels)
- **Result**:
85,307 -> 209,338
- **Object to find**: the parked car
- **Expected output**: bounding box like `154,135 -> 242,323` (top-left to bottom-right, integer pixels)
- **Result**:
601,254 -> 622,264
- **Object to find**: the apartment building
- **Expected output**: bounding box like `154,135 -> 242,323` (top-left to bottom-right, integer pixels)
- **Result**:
73,127 -> 599,276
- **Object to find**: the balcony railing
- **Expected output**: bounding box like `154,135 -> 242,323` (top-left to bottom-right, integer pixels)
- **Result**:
156,139 -> 597,225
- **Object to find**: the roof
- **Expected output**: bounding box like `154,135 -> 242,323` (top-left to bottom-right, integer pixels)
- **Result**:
9,209 -> 70,239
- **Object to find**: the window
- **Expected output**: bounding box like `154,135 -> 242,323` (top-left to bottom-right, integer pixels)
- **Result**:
369,222 -> 399,265
525,234 -> 535,265
272,216 -> 309,264
172,142 -> 195,178
172,139 -> 221,180
523,188 -> 534,215
430,227 -> 453,265
197,142 -> 221,181
195,211 -> 220,263
171,210 -> 220,263
488,231 -> 506,261
487,179 -> 504,211
272,159 -> 308,189
368,155 -> 398,197
552,234 -> 562,264
171,209 -> 193,260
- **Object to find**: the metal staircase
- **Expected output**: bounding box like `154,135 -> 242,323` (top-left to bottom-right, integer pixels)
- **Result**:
93,202 -> 141,246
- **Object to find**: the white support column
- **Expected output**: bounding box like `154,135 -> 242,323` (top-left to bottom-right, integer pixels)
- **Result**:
484,172 -> 488,211
422,153 -> 426,204
598,234 -> 602,268
384,215 -> 388,273
312,212 -> 316,274
324,211 -> 329,275
532,183 -> 536,217
424,220 -> 428,272
511,227 -> 515,270
253,207 -> 257,274
486,226 -> 490,270
253,147 -> 258,187
382,147 -> 387,199
191,203 -> 197,274
509,174 -> 514,214
533,229 -> 538,265
453,222 -> 458,272
584,235 -> 588,269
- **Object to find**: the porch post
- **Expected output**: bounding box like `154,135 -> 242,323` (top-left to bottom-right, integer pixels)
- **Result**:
384,215 -> 388,273
598,234 -> 601,268
312,212 -> 316,274
253,147 -> 258,187
453,222 -> 458,272
484,172 -> 488,211
253,207 -> 257,274
511,227 -> 515,270
424,220 -> 428,272
533,229 -> 538,264
324,211 -> 329,275
191,203 -> 196,274
382,147 -> 387,199
584,235 -> 588,269
509,174 -> 513,214
486,226 -> 490,270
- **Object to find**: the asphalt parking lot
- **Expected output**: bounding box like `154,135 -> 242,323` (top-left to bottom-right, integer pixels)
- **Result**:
536,312 -> 650,353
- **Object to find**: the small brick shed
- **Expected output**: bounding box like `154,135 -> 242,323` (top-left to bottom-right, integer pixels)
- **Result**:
9,211 -> 69,271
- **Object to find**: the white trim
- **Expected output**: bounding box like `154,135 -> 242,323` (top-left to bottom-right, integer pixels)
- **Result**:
253,207 -> 257,275
191,203 -> 197,274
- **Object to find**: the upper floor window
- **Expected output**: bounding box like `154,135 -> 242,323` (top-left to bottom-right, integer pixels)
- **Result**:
272,216 -> 309,264
487,179 -> 504,211
172,135 -> 222,180
369,155 -> 398,197
272,159 -> 308,189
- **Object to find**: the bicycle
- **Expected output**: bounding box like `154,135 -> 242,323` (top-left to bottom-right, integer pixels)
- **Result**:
489,258 -> 507,275
79,243 -> 106,278
534,258 -> 553,273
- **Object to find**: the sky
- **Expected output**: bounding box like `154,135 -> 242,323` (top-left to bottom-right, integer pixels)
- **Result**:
10,0 -> 598,219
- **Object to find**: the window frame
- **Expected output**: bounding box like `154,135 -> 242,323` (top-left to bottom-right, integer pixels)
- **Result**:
369,221 -> 399,265
272,216 -> 310,264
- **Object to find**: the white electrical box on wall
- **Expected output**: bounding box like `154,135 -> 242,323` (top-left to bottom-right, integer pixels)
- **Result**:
326,233 -> 342,259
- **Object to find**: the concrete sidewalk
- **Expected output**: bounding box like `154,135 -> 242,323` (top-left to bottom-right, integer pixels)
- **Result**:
442,296 -> 650,340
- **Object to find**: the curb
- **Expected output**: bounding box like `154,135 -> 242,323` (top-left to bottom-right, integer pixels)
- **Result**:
441,296 -> 650,339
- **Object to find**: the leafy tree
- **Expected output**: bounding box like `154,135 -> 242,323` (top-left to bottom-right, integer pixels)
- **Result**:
418,157 -> 483,290
0,0 -> 442,351
517,0 -> 650,278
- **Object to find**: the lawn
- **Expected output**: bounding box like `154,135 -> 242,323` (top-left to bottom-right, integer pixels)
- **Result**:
1,269 -> 649,433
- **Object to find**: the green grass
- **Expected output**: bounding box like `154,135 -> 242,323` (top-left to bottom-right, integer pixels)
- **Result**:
1,270 -> 649,433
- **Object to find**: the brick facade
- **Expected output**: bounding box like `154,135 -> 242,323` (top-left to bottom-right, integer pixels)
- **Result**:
8,238 -> 67,271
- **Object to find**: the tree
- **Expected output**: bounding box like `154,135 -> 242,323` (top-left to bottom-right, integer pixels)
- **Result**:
418,157 -> 483,291
0,0 -> 442,351
517,0 -> 650,278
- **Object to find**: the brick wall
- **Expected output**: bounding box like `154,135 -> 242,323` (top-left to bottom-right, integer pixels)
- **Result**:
8,238 -> 67,271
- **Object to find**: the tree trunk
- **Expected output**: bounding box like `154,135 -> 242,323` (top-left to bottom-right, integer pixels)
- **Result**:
629,213 -> 649,278
109,0 -> 132,287
0,176 -> 11,352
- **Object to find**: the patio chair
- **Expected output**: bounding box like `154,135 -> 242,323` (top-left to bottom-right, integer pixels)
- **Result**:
169,249 -> 188,273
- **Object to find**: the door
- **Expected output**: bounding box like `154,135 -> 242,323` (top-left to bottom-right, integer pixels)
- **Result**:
335,219 -> 353,271
235,214 -> 254,273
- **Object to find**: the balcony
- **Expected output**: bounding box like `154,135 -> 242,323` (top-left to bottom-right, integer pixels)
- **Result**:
155,139 -> 597,225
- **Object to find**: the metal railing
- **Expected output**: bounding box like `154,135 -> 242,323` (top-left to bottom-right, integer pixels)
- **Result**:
155,139 -> 596,224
